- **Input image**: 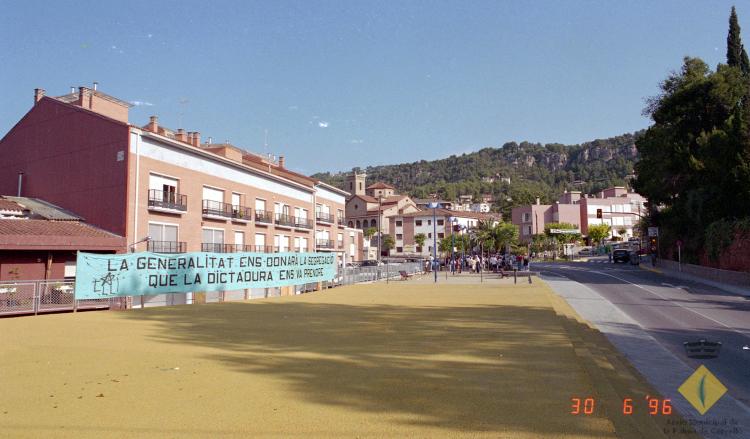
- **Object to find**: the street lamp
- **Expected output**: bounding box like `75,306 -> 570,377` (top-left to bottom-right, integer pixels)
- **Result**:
428,202 -> 441,283
130,235 -> 151,253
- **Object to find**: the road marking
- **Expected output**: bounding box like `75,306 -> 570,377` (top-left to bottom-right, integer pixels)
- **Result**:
661,282 -> 675,287
588,269 -> 750,339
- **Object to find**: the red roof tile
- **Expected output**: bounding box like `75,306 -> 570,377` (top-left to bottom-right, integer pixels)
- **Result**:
366,182 -> 395,190
0,220 -> 125,250
0,199 -> 22,211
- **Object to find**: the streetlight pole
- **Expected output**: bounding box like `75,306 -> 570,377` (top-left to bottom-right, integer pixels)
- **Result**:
428,202 -> 441,283
377,195 -> 383,264
450,217 -> 456,275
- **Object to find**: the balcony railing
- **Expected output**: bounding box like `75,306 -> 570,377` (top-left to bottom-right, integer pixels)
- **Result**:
316,212 -> 335,223
202,200 -> 233,219
337,240 -> 344,249
337,216 -> 345,226
147,241 -> 187,253
148,190 -> 187,212
294,216 -> 314,229
251,245 -> 275,253
275,213 -> 296,227
316,239 -> 334,249
255,210 -> 273,224
201,243 -> 227,253
231,205 -> 253,222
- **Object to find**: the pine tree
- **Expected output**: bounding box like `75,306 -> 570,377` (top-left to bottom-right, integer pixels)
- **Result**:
727,6 -> 750,74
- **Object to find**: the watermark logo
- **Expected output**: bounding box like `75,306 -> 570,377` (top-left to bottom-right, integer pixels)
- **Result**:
678,365 -> 727,415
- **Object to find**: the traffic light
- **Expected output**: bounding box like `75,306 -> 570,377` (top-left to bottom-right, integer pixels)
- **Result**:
649,237 -> 657,253
596,208 -> 603,219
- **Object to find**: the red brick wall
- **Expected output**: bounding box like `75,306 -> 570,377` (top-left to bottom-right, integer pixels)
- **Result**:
0,98 -> 129,235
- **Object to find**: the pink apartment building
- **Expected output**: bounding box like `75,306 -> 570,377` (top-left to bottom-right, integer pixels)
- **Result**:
0,85 -> 363,295
512,188 -> 647,242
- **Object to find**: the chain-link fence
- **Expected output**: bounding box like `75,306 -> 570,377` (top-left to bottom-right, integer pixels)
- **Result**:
0,280 -> 119,316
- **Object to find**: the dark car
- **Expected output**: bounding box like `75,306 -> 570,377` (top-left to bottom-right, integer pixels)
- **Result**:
612,249 -> 630,263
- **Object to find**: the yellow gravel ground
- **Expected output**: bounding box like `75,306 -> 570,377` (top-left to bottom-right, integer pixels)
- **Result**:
0,278 -> 699,438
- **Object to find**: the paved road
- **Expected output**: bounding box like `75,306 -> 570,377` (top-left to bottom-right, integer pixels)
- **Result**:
536,258 -> 750,411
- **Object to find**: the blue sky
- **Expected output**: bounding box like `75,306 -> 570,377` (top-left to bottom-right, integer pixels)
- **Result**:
0,1 -> 744,174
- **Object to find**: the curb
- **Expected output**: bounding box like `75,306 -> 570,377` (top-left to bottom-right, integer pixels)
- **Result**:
638,265 -> 662,274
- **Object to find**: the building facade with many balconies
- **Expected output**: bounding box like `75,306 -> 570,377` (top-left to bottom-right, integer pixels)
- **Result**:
0,85 -> 364,283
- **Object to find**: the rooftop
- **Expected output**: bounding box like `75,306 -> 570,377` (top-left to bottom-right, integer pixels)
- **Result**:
366,182 -> 395,190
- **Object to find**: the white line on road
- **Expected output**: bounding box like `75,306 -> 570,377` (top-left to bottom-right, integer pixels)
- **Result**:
589,269 -> 750,339
661,282 -> 675,287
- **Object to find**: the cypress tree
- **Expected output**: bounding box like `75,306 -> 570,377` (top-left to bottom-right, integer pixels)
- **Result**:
727,6 -> 750,74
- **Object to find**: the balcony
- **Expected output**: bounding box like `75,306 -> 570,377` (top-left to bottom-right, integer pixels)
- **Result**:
275,213 -> 296,228
316,211 -> 335,224
337,216 -> 346,226
255,210 -> 273,224
316,239 -> 334,249
147,190 -> 187,214
147,240 -> 187,253
294,216 -> 314,230
222,244 -> 258,253
231,205 -> 253,223
201,243 -> 227,253
202,200 -> 232,220
251,245 -> 274,253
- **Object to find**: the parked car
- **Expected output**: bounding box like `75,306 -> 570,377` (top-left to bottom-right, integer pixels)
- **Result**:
577,248 -> 593,256
361,260 -> 384,267
612,249 -> 630,263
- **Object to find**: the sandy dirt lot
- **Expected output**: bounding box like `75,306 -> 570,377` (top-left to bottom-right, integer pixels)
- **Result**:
0,278 -> 698,438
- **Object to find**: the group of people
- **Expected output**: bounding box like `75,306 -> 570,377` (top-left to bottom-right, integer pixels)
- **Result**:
427,253 -> 531,274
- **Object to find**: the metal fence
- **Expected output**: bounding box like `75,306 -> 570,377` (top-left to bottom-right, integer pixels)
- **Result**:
325,261 -> 425,287
0,280 -> 120,316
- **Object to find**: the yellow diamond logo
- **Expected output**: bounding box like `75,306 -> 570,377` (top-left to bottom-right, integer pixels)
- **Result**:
678,365 -> 728,415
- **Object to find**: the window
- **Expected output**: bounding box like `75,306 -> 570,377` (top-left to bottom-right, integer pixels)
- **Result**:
354,204 -> 358,210
349,182 -> 353,190
64,261 -> 76,279
294,236 -> 301,251
356,220 -> 361,228
359,182 -> 362,190
255,233 -> 266,250
396,247 -> 403,253
370,219 -> 376,227
255,198 -> 266,212
428,233 -> 432,238
148,222 -> 179,252
396,234 -> 403,240
526,226 -> 532,235
301,237 -> 308,252
437,219 -> 444,226
337,209 -> 344,220
415,220 -> 422,226
231,193 -> 242,207
203,186 -> 224,203
523,212 -> 531,222
428,219 -> 432,225
438,233 -> 444,239
428,246 -> 433,252
234,231 -> 245,250
202,228 -> 224,252
149,174 -> 178,199
396,220 -> 403,227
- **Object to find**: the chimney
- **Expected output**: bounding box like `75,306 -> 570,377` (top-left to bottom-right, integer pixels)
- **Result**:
147,115 -> 158,132
191,132 -> 200,147
207,136 -> 213,145
34,88 -> 45,104
176,129 -> 187,142
278,155 -> 285,168
535,197 -> 540,205
78,87 -> 87,107
186,132 -> 194,145
93,81 -> 98,91
70,86 -> 76,94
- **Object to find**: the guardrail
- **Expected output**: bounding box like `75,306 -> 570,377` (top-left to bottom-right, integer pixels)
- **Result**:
0,280 -> 120,316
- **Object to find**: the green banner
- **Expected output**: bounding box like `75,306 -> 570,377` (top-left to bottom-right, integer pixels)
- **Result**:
74,251 -> 336,299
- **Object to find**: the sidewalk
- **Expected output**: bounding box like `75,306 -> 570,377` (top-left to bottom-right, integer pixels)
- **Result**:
639,263 -> 750,297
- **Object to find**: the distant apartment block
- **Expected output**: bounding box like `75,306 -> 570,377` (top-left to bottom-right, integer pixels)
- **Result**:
388,209 -> 500,258
0,85 -> 364,281
511,188 -> 647,242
